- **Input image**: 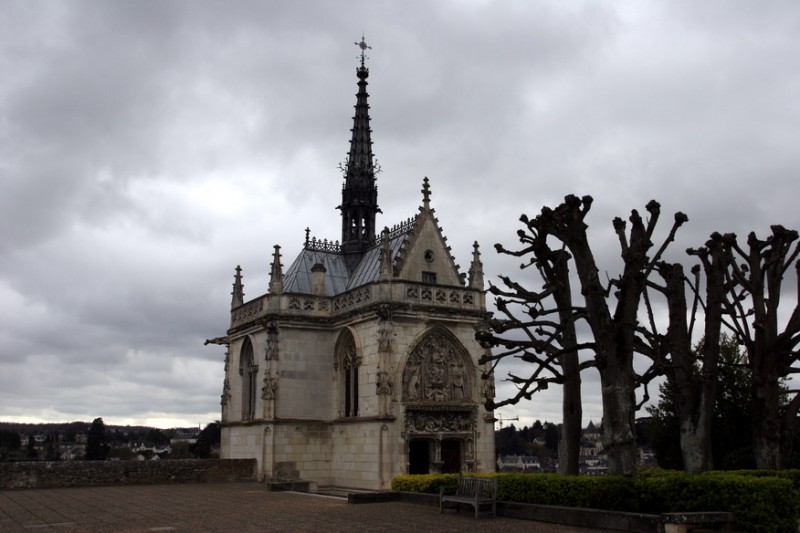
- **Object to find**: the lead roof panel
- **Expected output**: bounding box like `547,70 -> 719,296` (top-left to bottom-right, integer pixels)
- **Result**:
282,232 -> 410,296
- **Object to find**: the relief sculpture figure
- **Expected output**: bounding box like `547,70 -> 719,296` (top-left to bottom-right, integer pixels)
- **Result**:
405,364 -> 420,399
451,363 -> 466,400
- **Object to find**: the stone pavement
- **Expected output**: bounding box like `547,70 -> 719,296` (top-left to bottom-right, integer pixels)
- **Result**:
0,482 -> 601,532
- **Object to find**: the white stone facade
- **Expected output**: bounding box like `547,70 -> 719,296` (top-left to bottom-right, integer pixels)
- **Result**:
218,202 -> 495,489
213,45 -> 495,490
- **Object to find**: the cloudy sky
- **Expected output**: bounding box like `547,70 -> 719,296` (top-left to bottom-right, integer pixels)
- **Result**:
1,1 -> 798,430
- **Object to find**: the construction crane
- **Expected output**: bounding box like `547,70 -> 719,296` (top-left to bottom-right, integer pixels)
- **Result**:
496,414 -> 519,429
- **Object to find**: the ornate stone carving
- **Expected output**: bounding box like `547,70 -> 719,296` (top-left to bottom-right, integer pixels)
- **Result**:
377,304 -> 393,353
402,331 -> 472,403
377,369 -> 394,416
405,409 -> 474,434
240,361 -> 258,377
261,375 -> 278,400
221,379 -> 231,406
265,321 -> 280,361
481,376 -> 496,402
376,370 -> 393,395
405,363 -> 420,399
342,346 -> 361,369
480,358 -> 496,403
231,297 -> 265,327
333,286 -> 372,312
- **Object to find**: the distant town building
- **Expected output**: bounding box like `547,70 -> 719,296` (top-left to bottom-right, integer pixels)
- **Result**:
208,38 -> 495,490
497,455 -> 541,472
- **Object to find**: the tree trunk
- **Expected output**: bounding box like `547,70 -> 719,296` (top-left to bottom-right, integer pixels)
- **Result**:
567,217 -> 639,476
659,260 -> 719,473
552,251 -> 582,475
558,357 -> 582,475
752,370 -> 782,469
598,360 -> 639,476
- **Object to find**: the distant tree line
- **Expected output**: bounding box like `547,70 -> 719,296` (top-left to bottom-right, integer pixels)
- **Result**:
0,418 -> 221,462
478,194 -> 799,475
494,420 -> 561,459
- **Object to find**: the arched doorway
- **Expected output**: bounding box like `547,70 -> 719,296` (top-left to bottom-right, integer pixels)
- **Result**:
402,328 -> 476,474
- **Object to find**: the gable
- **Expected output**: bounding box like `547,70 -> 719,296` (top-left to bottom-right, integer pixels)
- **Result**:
395,213 -> 462,286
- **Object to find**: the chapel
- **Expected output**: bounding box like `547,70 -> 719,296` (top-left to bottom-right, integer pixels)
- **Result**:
209,38 -> 496,490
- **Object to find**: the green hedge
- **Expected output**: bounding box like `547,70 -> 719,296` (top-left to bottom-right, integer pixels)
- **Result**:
391,471 -> 800,533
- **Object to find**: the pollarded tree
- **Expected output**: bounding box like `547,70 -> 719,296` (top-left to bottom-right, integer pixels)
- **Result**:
640,233 -> 727,473
647,335 -> 757,470
719,226 -> 800,469
480,195 -> 687,476
477,231 -> 587,474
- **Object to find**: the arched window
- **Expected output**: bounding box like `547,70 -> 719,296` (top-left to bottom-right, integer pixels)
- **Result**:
335,330 -> 359,417
239,337 -> 257,420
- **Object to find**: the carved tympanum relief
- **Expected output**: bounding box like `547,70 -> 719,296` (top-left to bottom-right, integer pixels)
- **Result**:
402,330 -> 471,403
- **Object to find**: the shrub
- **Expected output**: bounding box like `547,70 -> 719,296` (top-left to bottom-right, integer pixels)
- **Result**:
639,473 -> 798,533
391,474 -> 457,493
391,471 -> 799,532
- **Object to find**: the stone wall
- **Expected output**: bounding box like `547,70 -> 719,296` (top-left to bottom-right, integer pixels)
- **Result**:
0,459 -> 256,490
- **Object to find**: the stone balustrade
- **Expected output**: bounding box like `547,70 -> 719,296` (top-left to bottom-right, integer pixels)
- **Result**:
230,282 -> 483,328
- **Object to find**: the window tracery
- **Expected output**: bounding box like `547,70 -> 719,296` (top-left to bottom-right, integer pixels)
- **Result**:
238,337 -> 258,420
336,330 -> 360,417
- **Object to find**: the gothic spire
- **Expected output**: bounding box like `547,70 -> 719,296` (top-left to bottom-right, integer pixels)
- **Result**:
421,177 -> 432,212
339,35 -> 381,264
468,242 -> 485,290
231,265 -> 244,309
269,245 -> 284,294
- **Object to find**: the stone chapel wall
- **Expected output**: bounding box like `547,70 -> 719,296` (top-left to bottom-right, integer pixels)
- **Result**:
274,327 -> 335,420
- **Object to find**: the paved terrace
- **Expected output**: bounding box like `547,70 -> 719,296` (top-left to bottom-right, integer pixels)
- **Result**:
0,482 -> 599,532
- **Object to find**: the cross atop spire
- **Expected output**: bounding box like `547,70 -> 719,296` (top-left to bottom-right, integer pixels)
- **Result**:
421,177 -> 431,210
355,34 -> 371,68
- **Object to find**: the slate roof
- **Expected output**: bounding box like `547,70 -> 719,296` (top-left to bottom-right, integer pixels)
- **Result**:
282,230 -> 411,296
282,250 -> 352,295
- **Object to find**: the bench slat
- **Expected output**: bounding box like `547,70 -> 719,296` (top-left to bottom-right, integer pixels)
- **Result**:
439,475 -> 497,519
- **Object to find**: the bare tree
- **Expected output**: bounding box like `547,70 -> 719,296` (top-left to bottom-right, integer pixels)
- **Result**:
480,195 -> 686,476
478,239 -> 588,474
643,233 -> 726,473
719,226 -> 800,469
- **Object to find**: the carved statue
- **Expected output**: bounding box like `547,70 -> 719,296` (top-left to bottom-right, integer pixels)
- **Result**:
377,369 -> 394,416
451,363 -> 466,400
220,379 -> 231,420
377,370 -> 393,395
481,372 -> 496,402
405,364 -> 420,399
265,322 -> 280,361
377,310 -> 393,353
261,376 -> 278,400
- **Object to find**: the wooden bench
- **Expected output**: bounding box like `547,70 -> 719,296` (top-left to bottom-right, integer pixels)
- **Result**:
439,475 -> 497,518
